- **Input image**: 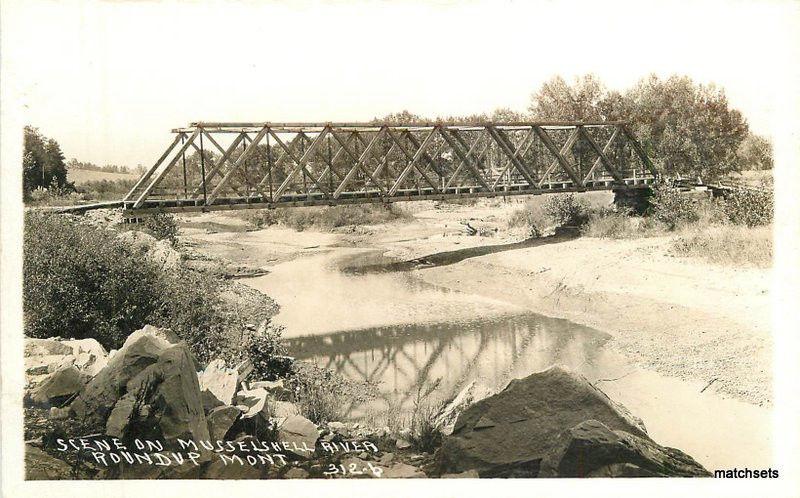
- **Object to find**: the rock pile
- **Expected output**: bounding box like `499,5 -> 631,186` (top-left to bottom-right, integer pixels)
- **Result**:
24,325 -> 326,479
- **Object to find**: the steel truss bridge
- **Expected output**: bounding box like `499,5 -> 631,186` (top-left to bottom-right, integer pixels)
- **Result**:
123,121 -> 657,216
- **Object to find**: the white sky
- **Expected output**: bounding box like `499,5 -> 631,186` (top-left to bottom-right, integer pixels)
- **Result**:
2,0 -> 798,167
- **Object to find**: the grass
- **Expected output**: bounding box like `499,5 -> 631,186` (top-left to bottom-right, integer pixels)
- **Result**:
671,224 -> 772,268
25,178 -> 135,206
241,203 -> 411,232
505,188 -> 772,269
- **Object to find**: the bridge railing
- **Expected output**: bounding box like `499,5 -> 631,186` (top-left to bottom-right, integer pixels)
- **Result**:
124,121 -> 657,214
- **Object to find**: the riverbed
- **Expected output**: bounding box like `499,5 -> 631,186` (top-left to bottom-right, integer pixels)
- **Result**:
182,203 -> 773,471
242,246 -> 771,471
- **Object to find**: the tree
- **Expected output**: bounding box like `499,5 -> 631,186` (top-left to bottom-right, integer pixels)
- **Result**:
22,126 -> 72,196
527,74 -> 752,181
622,75 -> 749,180
528,74 -> 612,121
737,133 -> 773,170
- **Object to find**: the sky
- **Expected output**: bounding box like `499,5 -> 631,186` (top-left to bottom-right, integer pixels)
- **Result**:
2,0 -> 798,168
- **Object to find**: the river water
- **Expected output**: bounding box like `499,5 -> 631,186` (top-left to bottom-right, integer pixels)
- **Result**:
243,247 -> 772,470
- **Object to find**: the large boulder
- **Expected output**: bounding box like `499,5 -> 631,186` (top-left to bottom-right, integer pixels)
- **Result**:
105,344 -> 210,444
71,325 -> 176,429
28,365 -> 90,405
25,338 -> 72,357
207,405 -> 241,441
24,337 -> 108,376
434,381 -> 477,435
539,420 -> 710,477
198,359 -> 238,406
277,415 -> 319,458
62,338 -> 108,376
436,366 -> 649,477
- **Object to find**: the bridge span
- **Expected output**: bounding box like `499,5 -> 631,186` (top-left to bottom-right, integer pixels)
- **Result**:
123,121 -> 657,216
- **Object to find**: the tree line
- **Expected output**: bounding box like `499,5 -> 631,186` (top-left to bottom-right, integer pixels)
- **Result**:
380,74 -> 773,180
24,73 -> 774,200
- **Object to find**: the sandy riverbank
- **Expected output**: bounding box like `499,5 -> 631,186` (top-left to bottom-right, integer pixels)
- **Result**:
178,199 -> 772,407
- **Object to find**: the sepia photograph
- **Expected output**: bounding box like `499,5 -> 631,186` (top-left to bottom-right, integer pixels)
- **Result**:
1,0 -> 798,496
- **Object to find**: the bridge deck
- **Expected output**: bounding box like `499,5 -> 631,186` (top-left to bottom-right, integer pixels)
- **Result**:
124,121 -> 657,216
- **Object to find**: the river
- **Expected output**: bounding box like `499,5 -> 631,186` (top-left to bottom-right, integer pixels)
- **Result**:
242,246 -> 772,470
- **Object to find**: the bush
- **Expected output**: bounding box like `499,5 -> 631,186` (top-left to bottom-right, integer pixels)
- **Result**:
285,363 -> 372,424
143,213 -> 179,245
243,204 -> 409,232
77,179 -> 136,201
244,323 -> 290,381
580,208 -> 659,239
542,193 -> 590,227
24,212 -> 162,348
24,212 -> 245,361
507,201 -> 548,238
648,183 -> 699,229
408,379 -> 444,453
721,189 -> 773,227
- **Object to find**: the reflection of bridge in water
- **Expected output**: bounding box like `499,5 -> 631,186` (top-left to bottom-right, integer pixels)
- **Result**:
285,313 -> 612,420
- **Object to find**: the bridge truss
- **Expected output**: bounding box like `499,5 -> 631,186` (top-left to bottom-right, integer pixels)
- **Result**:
123,121 -> 657,215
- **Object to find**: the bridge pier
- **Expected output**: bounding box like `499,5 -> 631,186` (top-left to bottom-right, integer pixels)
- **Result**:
612,186 -> 653,215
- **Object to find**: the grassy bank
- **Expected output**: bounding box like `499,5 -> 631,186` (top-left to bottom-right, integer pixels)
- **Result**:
507,185 -> 773,268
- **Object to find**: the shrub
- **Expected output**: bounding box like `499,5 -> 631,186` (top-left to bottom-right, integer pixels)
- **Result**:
542,193 -> 590,227
507,201 -> 548,238
408,379 -> 444,453
24,212 -> 162,348
24,212 -> 248,361
648,183 -> 699,229
143,213 -> 179,245
581,208 -> 642,239
243,323 -> 290,381
77,179 -> 136,201
286,362 -> 377,424
721,189 -> 773,227
243,204 -> 409,232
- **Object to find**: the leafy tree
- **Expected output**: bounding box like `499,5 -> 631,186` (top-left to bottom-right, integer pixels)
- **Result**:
620,75 -> 749,180
527,74 -> 752,181
528,74 -> 613,121
22,126 -> 72,197
737,133 -> 773,170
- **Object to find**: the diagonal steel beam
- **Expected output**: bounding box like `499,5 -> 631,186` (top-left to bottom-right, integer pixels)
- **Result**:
438,129 -> 492,191
534,126 -> 582,187
124,133 -> 183,202
444,132 -> 491,190
583,127 -> 620,183
386,128 -> 439,195
314,133 -> 355,186
271,127 -> 331,200
187,140 -> 242,198
206,126 -> 270,205
200,130 -> 257,196
331,128 -> 388,198
487,126 -> 537,186
619,124 -> 658,177
133,128 -> 201,208
253,133 -> 304,192
269,130 -> 332,199
579,126 -> 624,183
492,127 -> 537,189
